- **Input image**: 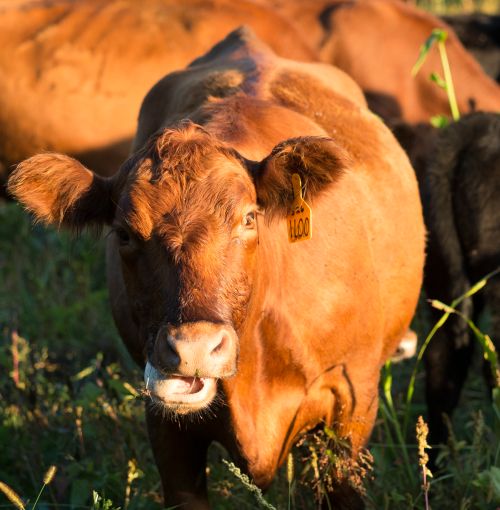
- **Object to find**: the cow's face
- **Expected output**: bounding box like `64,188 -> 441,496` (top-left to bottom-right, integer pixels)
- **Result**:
8,122 -> 346,415
112,127 -> 259,412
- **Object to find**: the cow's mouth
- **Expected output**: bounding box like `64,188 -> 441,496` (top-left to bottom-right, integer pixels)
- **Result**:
144,361 -> 217,412
166,375 -> 206,394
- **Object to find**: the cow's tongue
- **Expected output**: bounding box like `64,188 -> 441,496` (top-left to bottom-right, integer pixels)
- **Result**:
169,376 -> 204,395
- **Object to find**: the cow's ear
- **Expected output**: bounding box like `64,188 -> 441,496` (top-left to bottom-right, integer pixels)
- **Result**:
251,136 -> 348,216
7,153 -> 115,229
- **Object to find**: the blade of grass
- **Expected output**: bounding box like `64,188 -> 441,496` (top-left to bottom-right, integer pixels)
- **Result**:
412,28 -> 460,122
382,362 -> 415,485
430,302 -> 499,388
412,30 -> 441,76
436,33 -> 460,121
222,459 -> 277,510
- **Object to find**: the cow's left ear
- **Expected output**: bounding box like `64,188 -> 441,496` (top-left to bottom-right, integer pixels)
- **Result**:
251,136 -> 348,216
7,153 -> 116,230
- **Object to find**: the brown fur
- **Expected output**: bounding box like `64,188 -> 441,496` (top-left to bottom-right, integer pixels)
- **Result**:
269,0 -> 500,122
254,136 -> 349,217
9,153 -> 114,228
0,0 -> 316,186
8,29 -> 425,509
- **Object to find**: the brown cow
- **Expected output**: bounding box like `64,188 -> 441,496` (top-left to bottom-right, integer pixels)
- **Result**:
0,0 -> 314,184
8,29 -> 425,509
268,0 -> 500,122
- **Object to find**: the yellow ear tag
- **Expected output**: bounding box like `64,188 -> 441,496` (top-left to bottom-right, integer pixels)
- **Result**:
287,173 -> 312,243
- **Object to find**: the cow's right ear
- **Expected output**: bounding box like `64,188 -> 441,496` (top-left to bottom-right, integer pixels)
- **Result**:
7,153 -> 115,230
250,136 -> 348,217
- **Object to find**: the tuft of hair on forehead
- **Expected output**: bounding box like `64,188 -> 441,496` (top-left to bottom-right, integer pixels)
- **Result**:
135,120 -> 246,184
118,121 -> 256,240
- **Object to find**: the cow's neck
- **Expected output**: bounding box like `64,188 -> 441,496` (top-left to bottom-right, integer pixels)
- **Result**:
221,216 -> 335,486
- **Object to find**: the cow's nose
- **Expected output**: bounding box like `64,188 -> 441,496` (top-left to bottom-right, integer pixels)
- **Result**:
155,322 -> 238,378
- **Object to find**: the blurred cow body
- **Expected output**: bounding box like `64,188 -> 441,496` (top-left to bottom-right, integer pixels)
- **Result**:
0,0 -> 314,185
9,29 -> 425,508
268,0 -> 500,122
2,0 -> 500,196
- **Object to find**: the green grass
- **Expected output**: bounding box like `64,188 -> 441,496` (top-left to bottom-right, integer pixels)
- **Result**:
1,202 -> 499,509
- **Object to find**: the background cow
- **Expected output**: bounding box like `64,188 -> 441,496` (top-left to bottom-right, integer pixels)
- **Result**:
0,0 -> 314,186
8,29 -> 425,509
268,0 -> 500,122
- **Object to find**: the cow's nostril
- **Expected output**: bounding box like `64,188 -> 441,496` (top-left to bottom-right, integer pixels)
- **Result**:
210,333 -> 228,356
166,338 -> 181,365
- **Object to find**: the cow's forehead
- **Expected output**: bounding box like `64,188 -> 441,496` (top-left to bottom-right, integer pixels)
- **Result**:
115,126 -> 256,238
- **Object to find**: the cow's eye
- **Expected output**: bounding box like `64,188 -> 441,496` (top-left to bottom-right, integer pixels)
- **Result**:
242,211 -> 256,228
115,227 -> 131,245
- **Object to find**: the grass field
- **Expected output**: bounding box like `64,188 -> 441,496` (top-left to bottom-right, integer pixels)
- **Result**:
1,202 -> 499,510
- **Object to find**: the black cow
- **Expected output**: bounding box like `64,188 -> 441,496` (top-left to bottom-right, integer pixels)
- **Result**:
395,112 -> 500,448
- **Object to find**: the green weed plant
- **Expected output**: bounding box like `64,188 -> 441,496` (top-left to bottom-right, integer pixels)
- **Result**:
412,28 -> 461,127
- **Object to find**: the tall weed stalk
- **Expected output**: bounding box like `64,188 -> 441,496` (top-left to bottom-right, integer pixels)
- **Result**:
412,28 -> 460,126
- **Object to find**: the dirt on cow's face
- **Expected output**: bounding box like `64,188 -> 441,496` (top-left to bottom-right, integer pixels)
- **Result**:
109,123 -> 259,411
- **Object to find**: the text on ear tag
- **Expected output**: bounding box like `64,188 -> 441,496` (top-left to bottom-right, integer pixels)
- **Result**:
287,173 -> 312,243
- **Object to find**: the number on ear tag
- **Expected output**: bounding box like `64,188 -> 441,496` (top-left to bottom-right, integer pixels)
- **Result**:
287,173 -> 312,243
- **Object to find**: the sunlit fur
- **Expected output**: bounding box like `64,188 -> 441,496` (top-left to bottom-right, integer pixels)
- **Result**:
254,136 -> 349,218
0,0 -> 316,188
8,153 -> 113,230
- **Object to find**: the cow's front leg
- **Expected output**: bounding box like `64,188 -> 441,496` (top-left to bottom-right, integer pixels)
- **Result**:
146,403 -> 210,509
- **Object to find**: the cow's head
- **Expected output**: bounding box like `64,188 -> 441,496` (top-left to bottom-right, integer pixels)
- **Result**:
8,121 -> 346,414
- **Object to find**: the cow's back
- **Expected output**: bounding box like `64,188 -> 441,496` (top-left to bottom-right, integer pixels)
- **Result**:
0,0 -> 315,182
